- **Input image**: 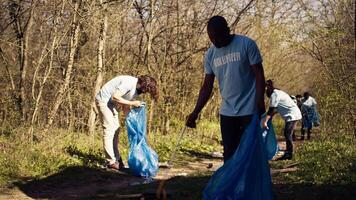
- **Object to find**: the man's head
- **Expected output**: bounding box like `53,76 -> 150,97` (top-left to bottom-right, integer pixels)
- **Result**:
207,16 -> 232,48
303,92 -> 310,100
296,94 -> 302,101
137,75 -> 158,101
265,79 -> 274,98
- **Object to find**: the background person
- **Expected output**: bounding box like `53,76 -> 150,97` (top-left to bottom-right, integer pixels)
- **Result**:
301,92 -> 319,140
263,80 -> 302,160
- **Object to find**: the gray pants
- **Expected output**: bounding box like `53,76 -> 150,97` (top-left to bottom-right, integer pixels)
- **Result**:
284,120 -> 298,155
96,100 -> 121,164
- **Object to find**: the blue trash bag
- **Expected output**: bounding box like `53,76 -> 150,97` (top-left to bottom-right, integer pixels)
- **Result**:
261,115 -> 279,160
203,115 -> 274,200
302,106 -> 320,128
125,103 -> 159,177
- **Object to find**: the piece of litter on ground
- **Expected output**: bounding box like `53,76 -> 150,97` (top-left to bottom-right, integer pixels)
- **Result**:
129,177 -> 155,186
115,193 -> 143,198
176,172 -> 188,176
271,167 -> 298,174
129,181 -> 142,186
143,177 -> 155,184
211,151 -> 223,158
207,163 -> 213,169
159,162 -> 172,168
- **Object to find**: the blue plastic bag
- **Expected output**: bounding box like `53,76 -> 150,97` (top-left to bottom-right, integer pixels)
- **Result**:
125,104 -> 159,177
261,115 -> 279,160
203,115 -> 274,200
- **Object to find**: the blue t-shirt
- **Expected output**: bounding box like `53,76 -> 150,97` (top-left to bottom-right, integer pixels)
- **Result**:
96,75 -> 138,103
204,35 -> 262,116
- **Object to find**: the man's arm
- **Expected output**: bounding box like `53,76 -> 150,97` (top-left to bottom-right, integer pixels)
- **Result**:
186,74 -> 215,128
263,107 -> 277,129
251,63 -> 266,116
112,91 -> 141,107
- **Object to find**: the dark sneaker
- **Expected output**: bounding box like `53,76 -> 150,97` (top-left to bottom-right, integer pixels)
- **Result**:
276,153 -> 292,161
118,160 -> 125,169
107,162 -> 125,171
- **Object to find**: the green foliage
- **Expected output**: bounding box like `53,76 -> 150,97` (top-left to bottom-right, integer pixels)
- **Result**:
296,139 -> 355,184
0,119 -> 222,187
276,137 -> 356,185
147,119 -> 222,163
0,128 -> 104,187
271,116 -> 285,137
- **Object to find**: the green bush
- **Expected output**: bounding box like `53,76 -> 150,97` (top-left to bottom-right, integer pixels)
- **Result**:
286,138 -> 356,185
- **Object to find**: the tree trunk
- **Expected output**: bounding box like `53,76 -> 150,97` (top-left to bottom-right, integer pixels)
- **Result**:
28,0 -> 65,138
8,1 -> 36,122
19,1 -> 35,122
46,0 -> 81,129
87,0 -> 108,134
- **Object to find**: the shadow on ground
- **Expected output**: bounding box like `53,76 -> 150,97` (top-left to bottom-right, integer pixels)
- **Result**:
15,166 -> 144,200
11,146 -> 355,200
14,146 -> 144,200
273,182 -> 356,200
13,166 -> 356,200
84,175 -> 356,200
180,148 -> 223,160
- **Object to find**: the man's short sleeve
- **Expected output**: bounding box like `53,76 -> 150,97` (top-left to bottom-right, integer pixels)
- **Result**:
114,79 -> 130,97
269,92 -> 279,108
204,50 -> 214,75
247,40 -> 263,65
312,98 -> 317,105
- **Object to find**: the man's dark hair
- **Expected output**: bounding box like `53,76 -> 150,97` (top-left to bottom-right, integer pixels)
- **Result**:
296,94 -> 302,98
207,15 -> 230,34
138,75 -> 159,101
265,79 -> 274,88
303,92 -> 310,99
265,79 -> 275,98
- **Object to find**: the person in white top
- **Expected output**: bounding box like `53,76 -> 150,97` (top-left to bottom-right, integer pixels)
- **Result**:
95,75 -> 158,170
263,80 -> 302,160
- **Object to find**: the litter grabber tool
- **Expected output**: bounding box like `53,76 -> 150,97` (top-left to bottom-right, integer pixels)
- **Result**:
156,126 -> 188,199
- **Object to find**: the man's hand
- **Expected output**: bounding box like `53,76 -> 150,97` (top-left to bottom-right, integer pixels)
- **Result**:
262,120 -> 269,130
131,100 -> 142,107
186,112 -> 199,128
262,114 -> 271,130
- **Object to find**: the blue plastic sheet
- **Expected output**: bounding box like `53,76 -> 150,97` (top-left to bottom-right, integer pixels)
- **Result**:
126,103 -> 159,177
302,106 -> 320,128
261,115 -> 279,160
203,115 -> 275,200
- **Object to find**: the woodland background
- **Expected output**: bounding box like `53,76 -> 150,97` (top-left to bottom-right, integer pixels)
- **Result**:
0,0 -> 355,196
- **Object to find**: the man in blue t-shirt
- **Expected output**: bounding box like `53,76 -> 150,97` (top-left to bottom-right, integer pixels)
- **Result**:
186,16 -> 266,162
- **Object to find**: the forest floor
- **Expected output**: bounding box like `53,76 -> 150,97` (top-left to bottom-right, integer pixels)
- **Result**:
0,138 -> 354,200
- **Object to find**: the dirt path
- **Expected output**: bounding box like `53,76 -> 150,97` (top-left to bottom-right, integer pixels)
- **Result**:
0,157 -> 224,200
0,139 -> 303,200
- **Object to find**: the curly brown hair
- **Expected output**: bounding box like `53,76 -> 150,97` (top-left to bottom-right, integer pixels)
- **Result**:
138,75 -> 159,101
